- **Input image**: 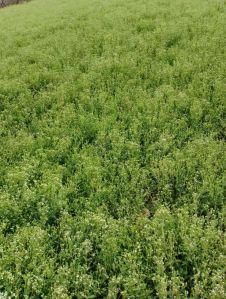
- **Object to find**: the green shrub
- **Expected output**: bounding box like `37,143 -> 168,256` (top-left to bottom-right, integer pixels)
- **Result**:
0,0 -> 225,298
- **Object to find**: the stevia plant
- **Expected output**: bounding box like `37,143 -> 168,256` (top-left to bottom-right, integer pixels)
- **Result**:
0,0 -> 225,298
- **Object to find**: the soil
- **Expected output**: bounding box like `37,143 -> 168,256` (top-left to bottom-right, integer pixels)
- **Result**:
0,0 -> 25,8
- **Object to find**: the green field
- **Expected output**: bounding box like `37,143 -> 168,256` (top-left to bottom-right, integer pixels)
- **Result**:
0,0 -> 225,298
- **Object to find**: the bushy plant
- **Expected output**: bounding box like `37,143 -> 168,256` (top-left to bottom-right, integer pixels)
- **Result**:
0,0 -> 225,298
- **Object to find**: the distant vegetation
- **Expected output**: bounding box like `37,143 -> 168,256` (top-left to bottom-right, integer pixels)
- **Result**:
0,0 -> 225,298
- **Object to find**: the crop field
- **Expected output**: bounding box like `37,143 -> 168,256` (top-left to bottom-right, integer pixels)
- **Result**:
0,0 -> 225,298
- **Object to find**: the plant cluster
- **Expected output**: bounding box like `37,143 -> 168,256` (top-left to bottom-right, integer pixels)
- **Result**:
0,0 -> 225,298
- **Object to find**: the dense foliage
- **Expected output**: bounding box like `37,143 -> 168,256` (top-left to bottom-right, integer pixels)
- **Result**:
0,0 -> 225,298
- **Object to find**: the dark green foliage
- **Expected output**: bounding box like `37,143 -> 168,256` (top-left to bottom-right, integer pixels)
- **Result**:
0,0 -> 225,298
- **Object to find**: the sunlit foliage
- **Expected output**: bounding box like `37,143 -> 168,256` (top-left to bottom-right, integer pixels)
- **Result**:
0,0 -> 225,298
